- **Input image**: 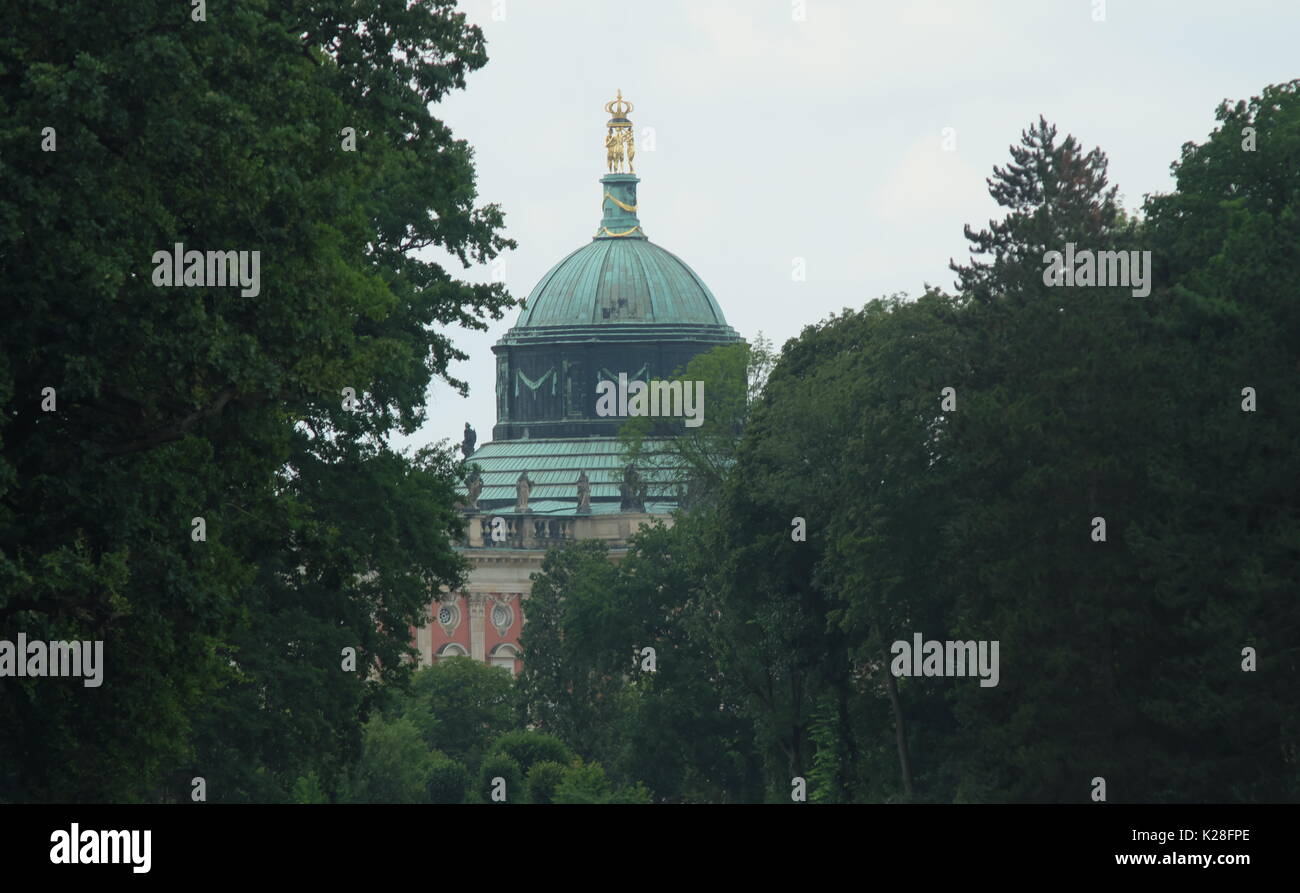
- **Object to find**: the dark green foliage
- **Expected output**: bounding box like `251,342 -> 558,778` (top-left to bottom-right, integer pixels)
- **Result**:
552,762 -> 652,805
477,753 -> 524,804
484,730 -> 573,776
608,782 -> 654,804
292,772 -> 330,805
517,540 -> 622,749
426,755 -> 469,805
348,716 -> 436,804
1131,81 -> 1300,799
518,529 -> 762,803
399,659 -> 515,771
0,0 -> 514,801
525,761 -> 567,805
620,336 -> 775,508
552,762 -> 614,804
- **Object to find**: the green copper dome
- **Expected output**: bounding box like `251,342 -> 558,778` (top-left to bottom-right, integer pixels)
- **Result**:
516,236 -> 730,328
512,173 -> 732,329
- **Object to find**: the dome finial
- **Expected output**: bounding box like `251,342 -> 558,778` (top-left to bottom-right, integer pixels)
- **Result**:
603,89 -> 635,174
604,88 -> 633,120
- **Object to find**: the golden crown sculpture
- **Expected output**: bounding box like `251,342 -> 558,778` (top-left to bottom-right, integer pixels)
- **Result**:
605,89 -> 633,123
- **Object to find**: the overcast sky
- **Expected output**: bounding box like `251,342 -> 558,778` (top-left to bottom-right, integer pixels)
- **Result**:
393,0 -> 1299,455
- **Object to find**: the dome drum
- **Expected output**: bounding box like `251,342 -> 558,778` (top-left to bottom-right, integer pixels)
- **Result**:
491,336 -> 731,440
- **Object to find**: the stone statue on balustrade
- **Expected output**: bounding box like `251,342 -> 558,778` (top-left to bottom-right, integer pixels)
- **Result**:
576,471 -> 591,514
515,471 -> 533,513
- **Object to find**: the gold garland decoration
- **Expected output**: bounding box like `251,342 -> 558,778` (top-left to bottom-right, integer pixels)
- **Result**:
598,225 -> 642,238
603,192 -> 639,212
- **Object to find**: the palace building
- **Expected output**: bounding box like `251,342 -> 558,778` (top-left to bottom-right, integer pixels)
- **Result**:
411,92 -> 743,674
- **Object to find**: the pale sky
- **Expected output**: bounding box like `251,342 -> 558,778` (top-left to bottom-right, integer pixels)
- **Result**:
394,0 -> 1299,455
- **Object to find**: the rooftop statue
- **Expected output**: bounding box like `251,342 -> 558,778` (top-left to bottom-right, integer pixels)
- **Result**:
576,471 -> 591,514
604,89 -> 635,174
515,471 -> 533,513
465,468 -> 482,509
619,464 -> 645,512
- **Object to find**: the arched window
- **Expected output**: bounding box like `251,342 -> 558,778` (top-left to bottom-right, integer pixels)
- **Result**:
489,643 -> 520,676
437,643 -> 468,658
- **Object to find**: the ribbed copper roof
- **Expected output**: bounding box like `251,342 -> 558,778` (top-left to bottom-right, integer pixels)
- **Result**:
460,437 -> 684,516
514,238 -> 730,328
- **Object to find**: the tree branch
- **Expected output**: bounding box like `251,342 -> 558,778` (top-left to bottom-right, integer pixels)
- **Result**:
100,387 -> 238,457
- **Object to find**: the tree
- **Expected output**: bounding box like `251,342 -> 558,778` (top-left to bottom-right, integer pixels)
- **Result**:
950,115 -> 1121,306
426,755 -> 470,805
477,753 -> 524,804
292,772 -> 330,805
517,541 -> 623,751
620,336 -> 775,509
0,0 -> 515,801
347,716 -> 436,804
553,762 -> 650,805
518,530 -> 761,802
1134,80 -> 1300,799
398,659 -> 516,772
525,761 -> 567,805
484,730 -> 572,776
